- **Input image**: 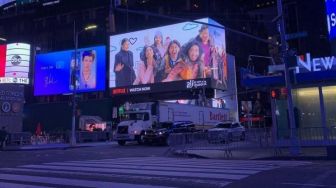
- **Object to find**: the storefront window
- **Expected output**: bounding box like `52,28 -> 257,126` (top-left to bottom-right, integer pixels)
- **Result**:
292,87 -> 321,128
322,86 -> 336,127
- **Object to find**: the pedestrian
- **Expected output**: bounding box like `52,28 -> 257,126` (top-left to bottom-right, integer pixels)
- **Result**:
0,126 -> 8,150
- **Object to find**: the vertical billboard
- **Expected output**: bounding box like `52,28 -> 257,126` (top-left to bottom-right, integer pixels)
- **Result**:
109,18 -> 226,95
34,46 -> 106,96
326,0 -> 336,40
0,43 -> 31,84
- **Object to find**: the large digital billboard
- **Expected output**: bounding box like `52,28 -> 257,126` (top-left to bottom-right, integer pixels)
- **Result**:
0,43 -> 31,84
109,18 -> 226,95
34,46 -> 106,96
326,0 -> 336,40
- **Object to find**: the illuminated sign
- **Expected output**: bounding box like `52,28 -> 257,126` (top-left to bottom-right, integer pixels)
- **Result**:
109,18 -> 227,94
295,53 -> 336,73
326,0 -> 336,40
34,46 -> 106,96
0,43 -> 31,85
0,77 -> 29,84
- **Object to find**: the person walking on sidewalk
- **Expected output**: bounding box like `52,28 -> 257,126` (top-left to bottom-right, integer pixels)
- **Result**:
0,126 -> 8,150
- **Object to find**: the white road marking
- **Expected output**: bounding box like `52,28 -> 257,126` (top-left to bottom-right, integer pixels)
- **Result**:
0,182 -> 54,188
0,174 -> 175,188
20,164 -> 248,180
45,162 -> 261,175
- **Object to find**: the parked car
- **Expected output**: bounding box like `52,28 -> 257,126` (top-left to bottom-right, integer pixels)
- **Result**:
143,121 -> 196,145
207,122 -> 246,143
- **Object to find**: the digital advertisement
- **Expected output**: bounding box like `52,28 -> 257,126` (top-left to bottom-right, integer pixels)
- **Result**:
34,46 -> 106,96
0,43 -> 31,84
109,18 -> 226,94
326,0 -> 336,40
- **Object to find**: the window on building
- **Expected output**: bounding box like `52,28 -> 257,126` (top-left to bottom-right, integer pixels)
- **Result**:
292,87 -> 321,128
322,86 -> 336,127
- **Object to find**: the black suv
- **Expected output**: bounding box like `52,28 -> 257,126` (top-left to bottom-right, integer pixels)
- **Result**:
143,121 -> 196,145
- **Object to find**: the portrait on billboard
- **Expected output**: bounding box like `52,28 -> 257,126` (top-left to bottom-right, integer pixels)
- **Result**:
69,50 -> 97,90
109,18 -> 227,90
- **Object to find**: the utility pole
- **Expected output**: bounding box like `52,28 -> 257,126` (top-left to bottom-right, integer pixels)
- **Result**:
277,0 -> 299,155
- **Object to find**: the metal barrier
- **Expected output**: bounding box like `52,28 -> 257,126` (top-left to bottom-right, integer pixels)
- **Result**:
8,132 -> 32,145
167,128 -> 273,158
276,126 -> 336,147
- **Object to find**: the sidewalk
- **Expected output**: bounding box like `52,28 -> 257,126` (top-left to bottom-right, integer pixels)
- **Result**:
3,141 -> 117,151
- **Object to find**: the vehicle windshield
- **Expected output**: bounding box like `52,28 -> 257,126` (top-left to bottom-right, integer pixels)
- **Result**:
124,113 -> 146,121
216,123 -> 232,128
158,122 -> 172,129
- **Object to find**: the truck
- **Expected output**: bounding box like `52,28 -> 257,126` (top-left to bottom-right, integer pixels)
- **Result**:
115,102 -> 231,146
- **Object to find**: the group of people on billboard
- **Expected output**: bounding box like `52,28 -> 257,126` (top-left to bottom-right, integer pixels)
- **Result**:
113,24 -> 228,88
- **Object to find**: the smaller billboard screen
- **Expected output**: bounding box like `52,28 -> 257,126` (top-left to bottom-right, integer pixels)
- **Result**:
0,43 -> 31,84
34,46 -> 106,96
326,0 -> 336,40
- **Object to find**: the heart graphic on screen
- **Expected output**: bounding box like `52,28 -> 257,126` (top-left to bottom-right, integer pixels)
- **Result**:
129,37 -> 137,45
183,23 -> 199,31
110,46 -> 117,52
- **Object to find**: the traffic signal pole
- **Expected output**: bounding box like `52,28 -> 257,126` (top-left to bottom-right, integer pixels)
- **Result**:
277,0 -> 299,155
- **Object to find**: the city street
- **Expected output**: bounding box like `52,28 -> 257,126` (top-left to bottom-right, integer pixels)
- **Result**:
0,143 -> 335,188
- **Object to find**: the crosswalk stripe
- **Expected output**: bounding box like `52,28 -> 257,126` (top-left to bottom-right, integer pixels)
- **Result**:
0,174 -> 175,188
0,168 -> 232,187
63,159 -> 279,170
20,164 -> 249,180
74,157 -> 309,167
0,157 -> 311,188
42,162 -> 261,175
0,182 -> 54,188
47,161 -> 272,171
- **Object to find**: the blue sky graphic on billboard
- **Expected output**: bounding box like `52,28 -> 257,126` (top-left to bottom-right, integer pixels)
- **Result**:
34,46 -> 106,96
326,0 -> 336,40
109,18 -> 227,90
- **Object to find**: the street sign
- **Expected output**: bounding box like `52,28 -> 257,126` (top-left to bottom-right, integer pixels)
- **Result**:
285,31 -> 308,40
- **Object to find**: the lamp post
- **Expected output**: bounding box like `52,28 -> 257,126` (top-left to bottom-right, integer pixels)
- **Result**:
70,22 -> 98,146
0,37 -> 6,42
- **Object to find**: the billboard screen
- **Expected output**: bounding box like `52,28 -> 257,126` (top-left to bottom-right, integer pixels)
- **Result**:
326,0 -> 336,40
0,0 -> 14,7
34,46 -> 106,96
0,43 -> 31,84
109,18 -> 226,95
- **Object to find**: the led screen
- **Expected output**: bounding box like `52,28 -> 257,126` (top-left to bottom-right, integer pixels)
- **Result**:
326,0 -> 336,40
0,43 -> 31,84
34,46 -> 106,96
109,18 -> 226,93
0,0 -> 14,7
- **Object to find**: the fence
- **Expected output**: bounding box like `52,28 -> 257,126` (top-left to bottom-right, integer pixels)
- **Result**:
167,128 -> 273,158
276,126 -> 336,147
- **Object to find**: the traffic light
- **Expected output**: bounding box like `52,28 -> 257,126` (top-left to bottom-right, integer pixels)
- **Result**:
271,90 -> 277,99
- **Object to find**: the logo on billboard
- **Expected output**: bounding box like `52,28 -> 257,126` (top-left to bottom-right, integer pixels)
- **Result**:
11,55 -> 22,66
112,88 -> 127,94
1,102 -> 11,113
186,80 -> 207,89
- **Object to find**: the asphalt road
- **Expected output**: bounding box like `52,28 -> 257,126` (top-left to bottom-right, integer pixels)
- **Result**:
0,142 -> 335,188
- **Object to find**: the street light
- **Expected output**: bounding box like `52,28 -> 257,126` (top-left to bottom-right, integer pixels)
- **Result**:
70,22 -> 98,146
0,37 -> 7,42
